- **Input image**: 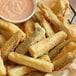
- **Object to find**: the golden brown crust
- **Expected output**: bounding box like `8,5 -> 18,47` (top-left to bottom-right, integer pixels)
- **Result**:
8,52 -> 54,72
1,31 -> 24,61
0,19 -> 26,40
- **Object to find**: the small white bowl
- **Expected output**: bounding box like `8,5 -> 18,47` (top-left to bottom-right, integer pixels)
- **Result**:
0,0 -> 37,23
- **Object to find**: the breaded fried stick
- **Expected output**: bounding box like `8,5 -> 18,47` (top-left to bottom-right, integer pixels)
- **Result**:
29,31 -> 67,58
1,31 -> 24,61
0,34 -> 6,48
0,52 -> 6,76
38,3 -> 72,38
7,65 -> 35,76
49,38 -> 76,60
24,19 -> 35,38
0,19 -> 26,39
35,12 -> 54,37
53,52 -> 73,70
15,23 -> 45,54
8,52 -> 54,73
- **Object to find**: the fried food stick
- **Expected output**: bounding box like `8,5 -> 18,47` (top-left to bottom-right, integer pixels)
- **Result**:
8,54 -> 51,76
0,34 -> 6,48
15,24 -> 45,54
24,19 -> 35,38
38,3 -> 72,38
51,0 -> 66,15
53,52 -> 73,70
35,12 -> 54,37
29,31 -> 67,58
34,22 -> 45,33
39,54 -> 51,62
0,53 -> 6,76
1,31 -> 24,61
0,19 -> 26,39
49,39 -> 76,60
7,65 -> 35,76
73,50 -> 76,58
54,41 -> 76,61
8,52 -> 54,72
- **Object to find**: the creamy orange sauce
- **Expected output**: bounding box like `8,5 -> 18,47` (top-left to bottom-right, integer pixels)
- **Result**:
0,0 -> 34,21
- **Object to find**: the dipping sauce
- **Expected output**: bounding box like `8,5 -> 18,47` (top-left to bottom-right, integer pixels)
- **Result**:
0,0 -> 34,21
